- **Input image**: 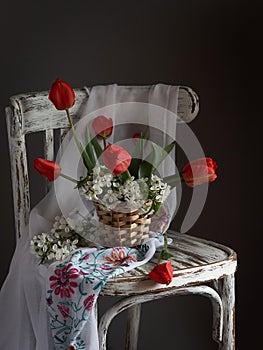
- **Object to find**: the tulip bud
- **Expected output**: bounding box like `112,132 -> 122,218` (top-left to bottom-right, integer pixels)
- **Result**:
149,261 -> 173,285
48,78 -> 75,110
132,132 -> 140,144
102,144 -> 131,176
34,158 -> 61,181
92,115 -> 113,139
182,157 -> 218,188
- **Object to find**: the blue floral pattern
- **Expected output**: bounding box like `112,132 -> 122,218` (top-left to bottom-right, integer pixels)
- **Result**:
46,244 -> 150,349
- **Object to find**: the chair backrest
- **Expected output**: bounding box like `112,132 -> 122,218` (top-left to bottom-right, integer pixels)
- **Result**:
5,86 -> 199,240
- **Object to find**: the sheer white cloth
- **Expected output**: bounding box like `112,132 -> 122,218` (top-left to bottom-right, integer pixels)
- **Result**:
0,84 -> 179,350
54,84 -> 180,235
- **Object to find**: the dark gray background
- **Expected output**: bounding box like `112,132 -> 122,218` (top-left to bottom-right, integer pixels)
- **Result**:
0,0 -> 261,349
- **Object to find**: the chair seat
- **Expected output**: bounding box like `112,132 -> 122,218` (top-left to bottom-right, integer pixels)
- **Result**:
4,85 -> 237,349
101,231 -> 237,296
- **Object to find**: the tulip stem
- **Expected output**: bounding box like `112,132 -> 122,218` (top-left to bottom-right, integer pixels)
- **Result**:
102,138 -> 107,150
60,173 -> 78,184
157,252 -> 162,265
65,109 -> 93,171
157,232 -> 173,264
65,109 -> 84,153
126,169 -> 132,178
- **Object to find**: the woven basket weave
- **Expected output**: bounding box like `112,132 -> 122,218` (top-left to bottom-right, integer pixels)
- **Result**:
93,201 -> 152,247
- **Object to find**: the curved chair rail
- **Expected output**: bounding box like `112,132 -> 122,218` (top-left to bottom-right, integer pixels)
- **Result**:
101,231 -> 237,296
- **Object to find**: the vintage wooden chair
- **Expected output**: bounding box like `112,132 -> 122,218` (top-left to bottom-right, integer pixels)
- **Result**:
5,86 -> 237,349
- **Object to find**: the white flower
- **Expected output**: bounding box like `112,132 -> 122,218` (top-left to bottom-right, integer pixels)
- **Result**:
30,213 -> 90,263
47,252 -> 55,260
53,222 -> 60,229
52,244 -> 58,251
148,175 -> 171,205
55,250 -> 62,260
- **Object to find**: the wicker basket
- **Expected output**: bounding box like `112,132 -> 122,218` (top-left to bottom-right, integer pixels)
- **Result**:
93,201 -> 152,247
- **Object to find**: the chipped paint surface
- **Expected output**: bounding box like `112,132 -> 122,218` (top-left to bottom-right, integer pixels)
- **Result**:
5,86 -> 236,349
101,232 -> 237,296
99,232 -> 237,349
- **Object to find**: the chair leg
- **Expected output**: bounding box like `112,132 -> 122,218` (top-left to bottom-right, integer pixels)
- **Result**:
125,304 -> 141,350
219,274 -> 235,350
98,297 -> 140,350
98,285 -> 223,349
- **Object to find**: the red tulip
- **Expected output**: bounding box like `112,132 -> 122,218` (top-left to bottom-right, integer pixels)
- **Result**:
102,144 -> 132,176
48,78 -> 75,110
149,262 -> 173,285
182,157 -> 218,188
34,158 -> 61,181
92,115 -> 113,139
132,132 -> 140,144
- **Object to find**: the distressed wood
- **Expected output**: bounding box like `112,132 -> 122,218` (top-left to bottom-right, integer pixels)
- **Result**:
100,232 -> 237,296
125,304 -> 141,350
9,86 -> 198,136
219,274 -> 235,350
97,230 -> 237,348
5,106 -> 30,239
5,85 -> 237,350
99,285 -> 223,349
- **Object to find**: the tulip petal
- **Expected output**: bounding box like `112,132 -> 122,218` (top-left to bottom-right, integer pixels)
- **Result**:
102,144 -> 132,176
34,158 -> 61,181
48,78 -> 75,110
92,115 -> 113,139
149,262 -> 173,285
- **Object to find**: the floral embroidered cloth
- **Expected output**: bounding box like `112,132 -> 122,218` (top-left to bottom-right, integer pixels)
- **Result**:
0,84 -> 178,350
46,235 -> 163,349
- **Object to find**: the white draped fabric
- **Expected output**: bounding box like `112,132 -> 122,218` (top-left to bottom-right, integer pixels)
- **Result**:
0,84 -> 179,350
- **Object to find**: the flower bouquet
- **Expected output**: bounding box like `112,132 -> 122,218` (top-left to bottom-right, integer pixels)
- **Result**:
32,78 -> 218,269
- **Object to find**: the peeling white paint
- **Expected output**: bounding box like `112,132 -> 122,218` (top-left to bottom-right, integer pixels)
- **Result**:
5,86 -> 236,349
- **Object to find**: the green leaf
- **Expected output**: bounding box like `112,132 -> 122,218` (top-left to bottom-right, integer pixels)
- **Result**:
91,137 -> 103,165
84,127 -> 96,169
117,170 -> 131,183
77,176 -> 90,189
157,232 -> 174,263
128,130 -> 148,177
65,109 -> 94,173
163,173 -> 181,189
80,143 -> 94,173
160,250 -> 174,260
129,158 -> 141,178
138,140 -> 176,179
152,200 -> 161,213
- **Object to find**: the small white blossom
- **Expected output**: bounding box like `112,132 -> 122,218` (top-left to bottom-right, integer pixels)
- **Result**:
30,213 -> 92,264
80,166 -> 170,213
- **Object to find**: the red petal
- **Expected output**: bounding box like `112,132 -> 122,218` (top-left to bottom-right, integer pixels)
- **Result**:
63,263 -> 73,272
54,286 -> 61,295
69,281 -> 78,288
68,267 -> 79,275
149,262 -> 173,285
49,275 -> 58,281
92,115 -> 113,138
102,144 -> 131,175
50,281 -> 58,289
34,158 -> 61,181
48,78 -> 75,110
